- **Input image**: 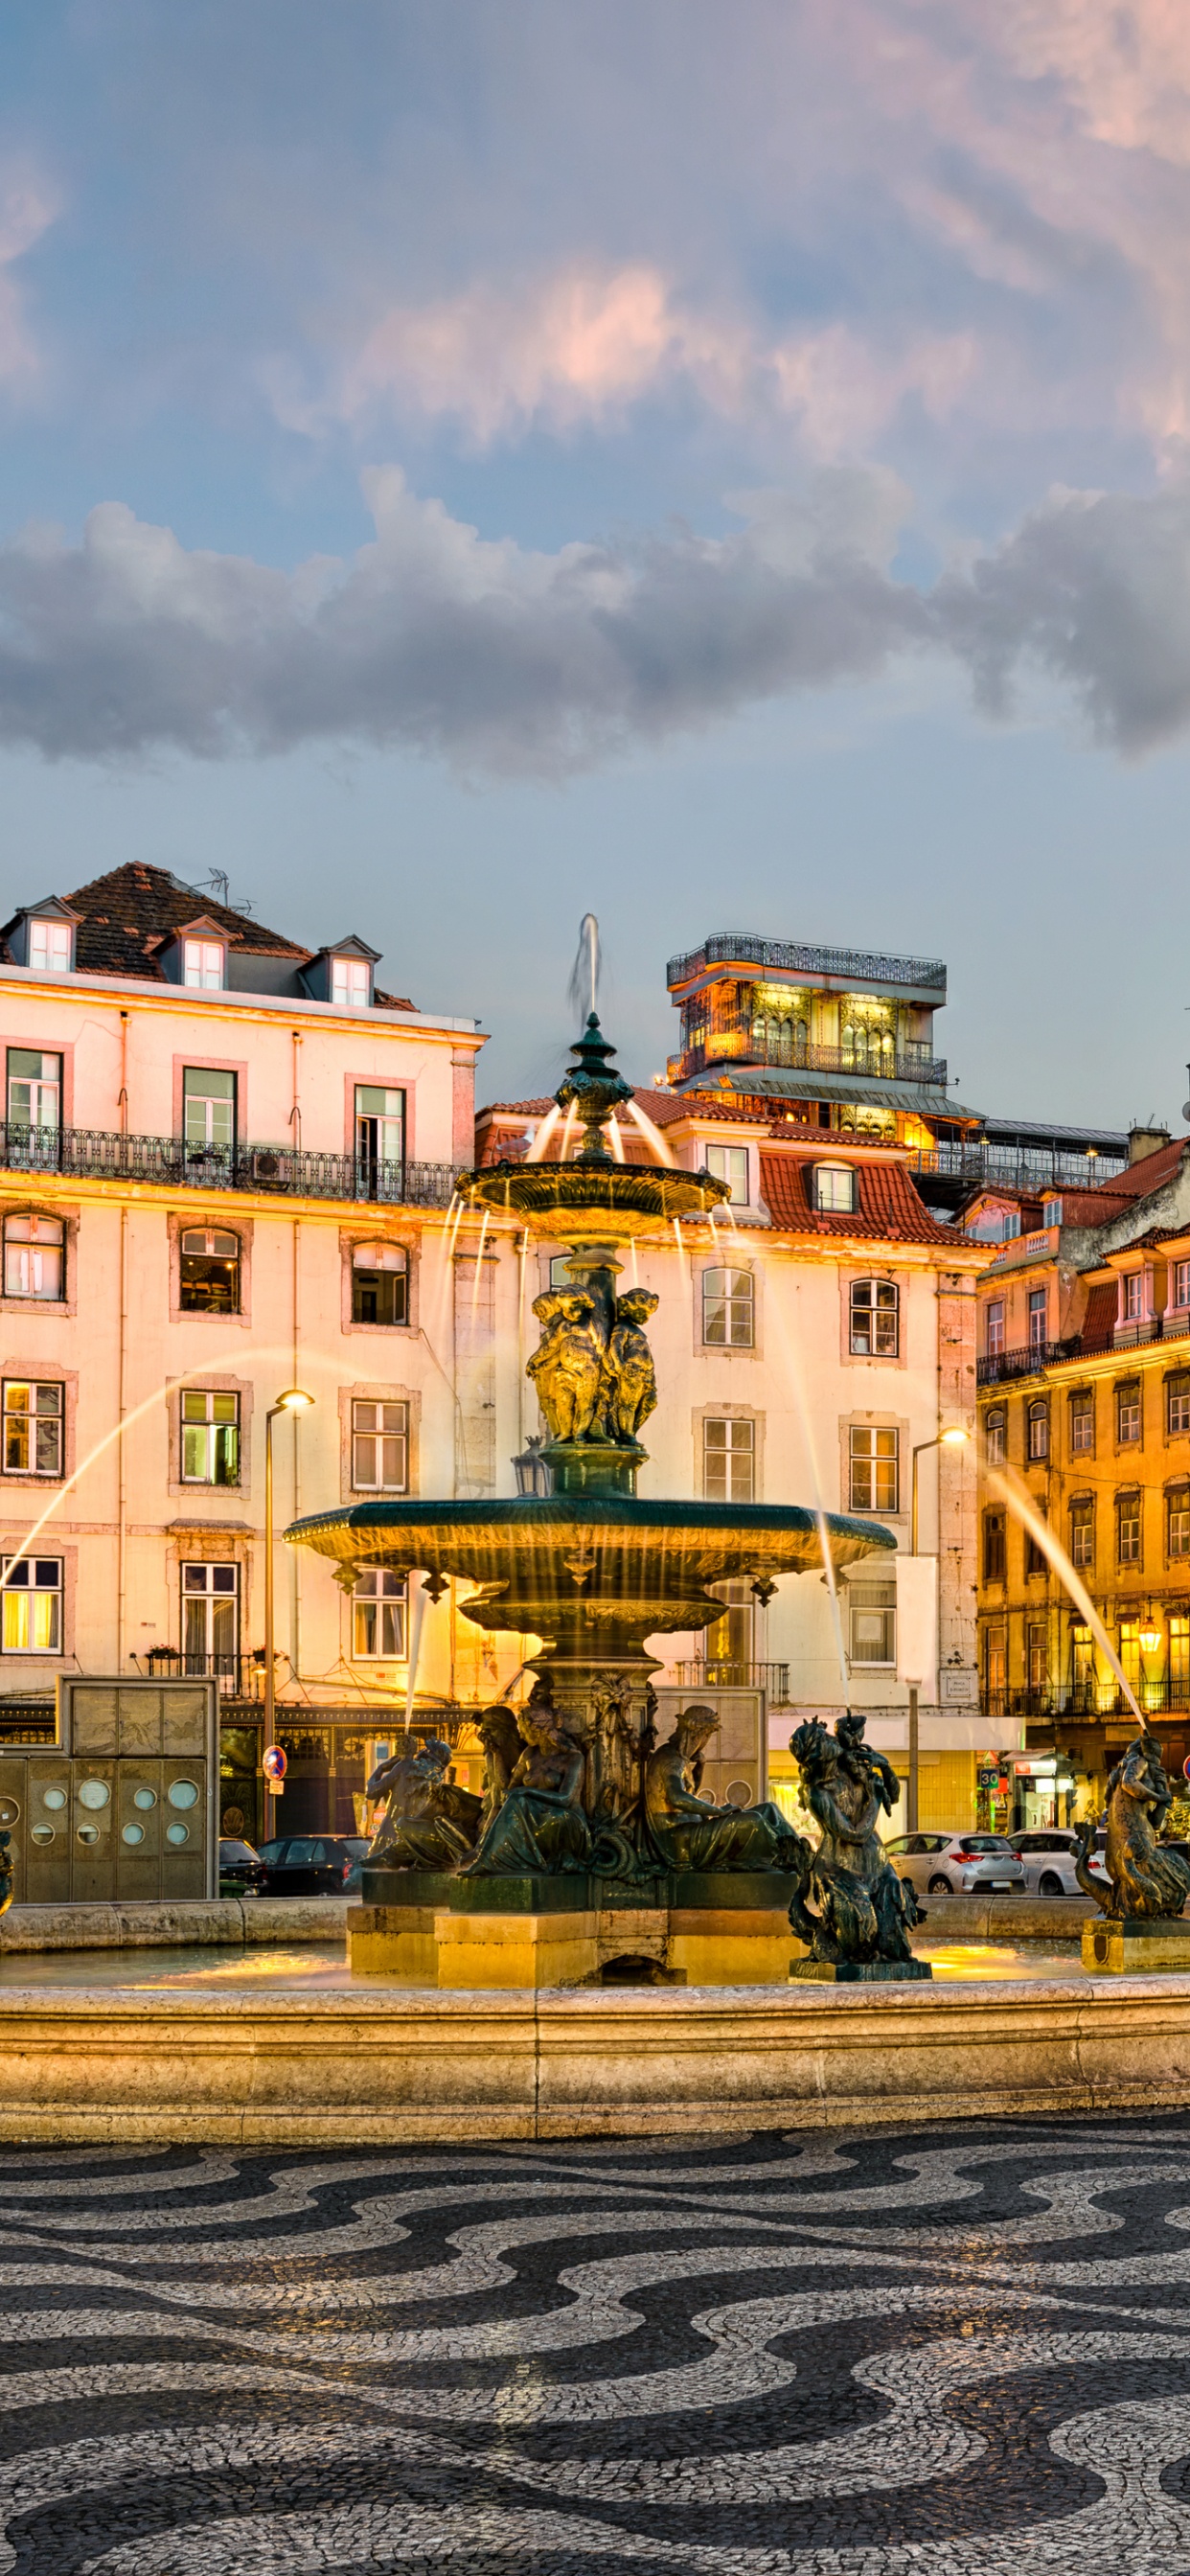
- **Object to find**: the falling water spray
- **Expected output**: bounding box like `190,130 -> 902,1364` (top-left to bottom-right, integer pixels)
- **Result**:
567,913 -> 601,1022
987,1463 -> 1144,1727
403,1581 -> 427,1732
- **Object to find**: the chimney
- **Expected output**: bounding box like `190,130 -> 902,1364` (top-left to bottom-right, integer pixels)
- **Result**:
1129,1124 -> 1171,1164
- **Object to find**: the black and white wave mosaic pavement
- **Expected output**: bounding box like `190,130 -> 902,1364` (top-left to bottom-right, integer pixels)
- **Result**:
12,2122 -> 1190,2574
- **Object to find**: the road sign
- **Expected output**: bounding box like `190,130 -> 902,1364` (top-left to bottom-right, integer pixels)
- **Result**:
263,1744 -> 287,1782
977,1767 -> 999,1787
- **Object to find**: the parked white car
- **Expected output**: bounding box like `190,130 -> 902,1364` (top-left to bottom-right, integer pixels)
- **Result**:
1007,1827 -> 1110,1898
883,1831 -> 1025,1896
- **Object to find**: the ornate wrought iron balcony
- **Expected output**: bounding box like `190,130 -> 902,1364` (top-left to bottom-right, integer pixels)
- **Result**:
668,935 -> 947,991
669,1659 -> 791,1701
0,1123 -> 461,1208
673,1035 -> 949,1086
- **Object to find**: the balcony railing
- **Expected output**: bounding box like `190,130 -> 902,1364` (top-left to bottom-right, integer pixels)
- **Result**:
674,1032 -> 948,1087
977,1338 -> 1081,1385
138,1647 -> 252,1696
669,1660 -> 790,1701
912,1141 -> 1129,1192
667,936 -> 947,992
983,1683 -> 1190,1719
0,1123 -> 461,1208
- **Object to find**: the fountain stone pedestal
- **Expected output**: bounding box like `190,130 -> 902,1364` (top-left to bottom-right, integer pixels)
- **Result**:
1083,1915 -> 1190,1974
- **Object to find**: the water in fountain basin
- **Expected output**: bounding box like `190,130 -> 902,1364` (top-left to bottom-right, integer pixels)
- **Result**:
986,1462 -> 1144,1725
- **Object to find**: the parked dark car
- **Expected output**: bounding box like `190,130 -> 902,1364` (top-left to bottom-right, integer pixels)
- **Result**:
218,1837 -> 266,1897
255,1834 -> 369,1896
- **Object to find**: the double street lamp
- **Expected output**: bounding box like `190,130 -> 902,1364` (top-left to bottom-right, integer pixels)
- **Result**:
263,1388 -> 315,1806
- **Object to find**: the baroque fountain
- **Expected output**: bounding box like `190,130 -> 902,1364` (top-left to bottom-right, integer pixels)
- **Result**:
287,1014 -> 920,1988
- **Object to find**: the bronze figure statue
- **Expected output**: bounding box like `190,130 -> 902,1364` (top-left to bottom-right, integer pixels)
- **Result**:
458,1693 -> 593,1877
1076,1730 -> 1190,1920
476,1703 -> 525,1834
526,1288 -> 606,1441
788,1710 -> 922,1966
644,1705 -> 801,1874
365,1733 -> 483,1873
601,1289 -> 659,1442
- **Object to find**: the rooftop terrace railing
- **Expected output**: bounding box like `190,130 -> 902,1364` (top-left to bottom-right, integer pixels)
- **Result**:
675,1033 -> 949,1086
667,935 -> 948,990
0,1123 -> 462,1208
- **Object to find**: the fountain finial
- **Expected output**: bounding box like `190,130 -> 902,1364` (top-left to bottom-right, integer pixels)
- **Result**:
555,1013 -> 633,1164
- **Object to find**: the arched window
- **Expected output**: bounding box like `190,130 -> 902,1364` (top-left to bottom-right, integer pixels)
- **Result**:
1027,1398 -> 1049,1461
352,1240 -> 408,1327
3,1212 -> 63,1301
179,1229 -> 240,1315
849,1278 -> 899,1357
984,1406 -> 1005,1464
702,1267 -> 754,1348
813,1163 -> 857,1214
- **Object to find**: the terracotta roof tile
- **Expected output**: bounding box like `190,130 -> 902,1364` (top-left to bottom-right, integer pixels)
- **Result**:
759,1151 -> 956,1244
63,862 -> 310,980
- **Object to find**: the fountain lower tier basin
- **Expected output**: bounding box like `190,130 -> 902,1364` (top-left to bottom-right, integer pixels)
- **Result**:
286,1496 -> 895,1640
9,1973 -> 1190,2142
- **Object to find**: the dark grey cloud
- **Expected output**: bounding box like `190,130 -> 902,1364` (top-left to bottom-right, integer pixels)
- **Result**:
3,465 -> 1190,771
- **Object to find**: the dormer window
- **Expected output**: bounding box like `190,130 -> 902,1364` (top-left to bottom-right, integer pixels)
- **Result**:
813,1163 -> 857,1214
332,954 -> 371,1006
183,938 -> 224,991
29,918 -> 73,973
705,1144 -> 749,1205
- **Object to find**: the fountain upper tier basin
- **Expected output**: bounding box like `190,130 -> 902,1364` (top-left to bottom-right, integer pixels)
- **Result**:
459,1159 -> 730,1236
286,1496 -> 897,1641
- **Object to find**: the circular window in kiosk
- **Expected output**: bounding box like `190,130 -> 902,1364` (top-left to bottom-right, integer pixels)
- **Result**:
122,1823 -> 146,1846
31,1823 -> 54,1845
133,1787 -> 157,1810
167,1781 -> 199,1811
0,1794 -> 19,1828
79,1780 -> 110,1811
166,1822 -> 190,1846
77,1824 -> 101,1846
41,1786 -> 66,1811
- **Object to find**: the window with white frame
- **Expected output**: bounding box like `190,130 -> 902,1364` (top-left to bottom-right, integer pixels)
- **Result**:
850,1278 -> 899,1357
1175,1259 -> 1190,1311
849,1423 -> 899,1512
181,1562 -> 238,1674
813,1163 -> 857,1213
848,1579 -> 896,1666
1027,1398 -> 1049,1461
704,1144 -> 749,1205
1116,1380 -> 1141,1443
1122,1271 -> 1145,1321
183,938 -> 223,990
353,1568 -> 406,1659
986,1300 -> 1005,1357
179,1228 -> 240,1315
1069,1389 -> 1094,1455
332,954 -> 371,1005
702,1416 -> 755,1503
28,917 -> 72,972
2,1381 -> 62,1477
702,1266 -> 754,1347
1116,1489 -> 1142,1566
985,1405 -> 1005,1464
7,1048 -> 60,1133
181,1390 -> 240,1485
1028,1287 -> 1047,1348
352,1398 -> 409,1491
1168,1484 -> 1190,1560
1070,1495 -> 1094,1569
1169,1371 -> 1190,1436
351,1242 -> 408,1326
0,1554 -> 61,1653
355,1085 -> 404,1193
183,1067 -> 236,1152
4,1213 -> 63,1301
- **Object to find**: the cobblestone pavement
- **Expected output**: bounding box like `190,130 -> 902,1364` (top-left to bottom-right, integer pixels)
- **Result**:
9,2118 -> 1190,2573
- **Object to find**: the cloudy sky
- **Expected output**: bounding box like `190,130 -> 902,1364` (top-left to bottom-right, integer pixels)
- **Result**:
1,0 -> 1189,1115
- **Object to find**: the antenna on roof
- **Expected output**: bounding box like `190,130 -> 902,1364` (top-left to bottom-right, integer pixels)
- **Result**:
187,867 -> 253,917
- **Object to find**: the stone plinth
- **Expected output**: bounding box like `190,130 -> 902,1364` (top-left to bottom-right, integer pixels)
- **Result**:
351,1903 -> 601,1989
1082,1914 -> 1190,1974
669,1910 -> 793,1985
790,1958 -> 933,1984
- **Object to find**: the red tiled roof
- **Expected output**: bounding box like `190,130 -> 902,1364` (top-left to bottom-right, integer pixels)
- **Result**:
62,862 -> 309,979
759,1151 -> 956,1244
1085,1137 -> 1188,1201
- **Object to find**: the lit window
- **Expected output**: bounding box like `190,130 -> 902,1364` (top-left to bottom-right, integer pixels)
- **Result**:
1028,1287 -> 1047,1349
182,1561 -> 238,1677
2,1381 -> 62,1477
1174,1260 -> 1190,1311
0,1555 -> 62,1653
848,1580 -> 895,1665
985,1407 -> 1005,1464
814,1164 -> 857,1213
849,1424 -> 899,1513
352,1242 -> 408,1326
28,918 -> 72,972
1116,1490 -> 1142,1566
702,1267 -> 754,1348
1122,1272 -> 1144,1321
4,1213 -> 64,1301
1027,1399 -> 1048,1461
1173,1614 -> 1190,1687
7,1048 -> 60,1133
352,1398 -> 408,1491
703,1416 -> 755,1503
1116,1383 -> 1141,1444
983,1511 -> 1006,1580
1069,1391 -> 1094,1455
1168,1372 -> 1190,1437
986,1300 -> 1005,1358
1070,1497 -> 1094,1569
179,1229 -> 240,1315
1168,1486 -> 1190,1560
181,1390 -> 240,1485
332,955 -> 371,1005
850,1278 -> 899,1357
705,1144 -> 749,1205
353,1568 -> 406,1659
183,1068 -> 236,1152
183,939 -> 223,989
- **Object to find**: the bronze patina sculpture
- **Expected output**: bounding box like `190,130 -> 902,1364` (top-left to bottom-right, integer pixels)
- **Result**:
458,1692 -> 592,1878
366,1735 -> 484,1872
644,1706 -> 800,1874
787,1710 -> 929,1981
1076,1731 -> 1190,1920
527,1289 -> 606,1442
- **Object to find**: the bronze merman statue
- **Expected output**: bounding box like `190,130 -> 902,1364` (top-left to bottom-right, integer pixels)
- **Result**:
476,1703 -> 525,1834
1076,1730 -> 1190,1920
788,1711 -> 921,1966
600,1289 -> 659,1443
644,1705 -> 801,1874
458,1694 -> 593,1877
526,1288 -> 606,1441
365,1734 -> 483,1873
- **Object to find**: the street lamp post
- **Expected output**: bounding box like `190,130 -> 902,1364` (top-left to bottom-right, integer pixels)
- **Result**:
905,1426 -> 970,1830
263,1389 -> 315,1821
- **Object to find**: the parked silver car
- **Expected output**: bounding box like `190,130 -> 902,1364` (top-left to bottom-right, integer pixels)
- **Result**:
883,1830 -> 1025,1896
1007,1827 -> 1110,1898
